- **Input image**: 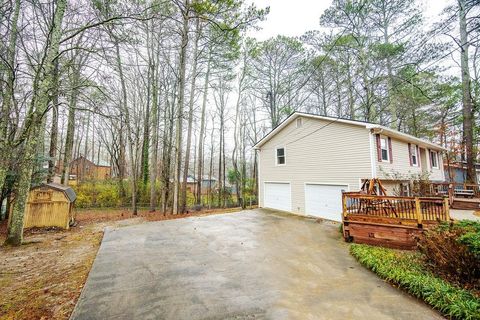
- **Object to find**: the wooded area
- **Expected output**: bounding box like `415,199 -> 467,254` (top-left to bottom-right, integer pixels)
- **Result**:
0,0 -> 479,245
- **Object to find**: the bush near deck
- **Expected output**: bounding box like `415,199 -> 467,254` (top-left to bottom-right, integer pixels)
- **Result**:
417,220 -> 480,289
350,244 -> 480,320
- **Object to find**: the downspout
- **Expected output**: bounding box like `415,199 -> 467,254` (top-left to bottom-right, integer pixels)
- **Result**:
368,129 -> 378,179
256,148 -> 261,207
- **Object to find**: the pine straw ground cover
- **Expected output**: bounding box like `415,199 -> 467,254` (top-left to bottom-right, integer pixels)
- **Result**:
350,244 -> 480,320
0,207 -> 243,320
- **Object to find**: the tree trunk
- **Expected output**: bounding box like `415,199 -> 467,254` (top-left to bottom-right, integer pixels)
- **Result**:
6,0 -> 67,246
208,121 -> 215,208
172,1 -> 190,215
141,67 -> 151,190
181,17 -> 201,213
61,66 -> 80,185
0,0 -> 21,193
149,61 -> 159,211
117,116 -> 127,200
47,61 -> 59,183
458,0 -> 476,183
196,51 -> 212,206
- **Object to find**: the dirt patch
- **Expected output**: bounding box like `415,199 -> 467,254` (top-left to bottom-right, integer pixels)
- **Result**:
74,206 -> 243,224
0,223 -> 104,320
0,207 -> 243,319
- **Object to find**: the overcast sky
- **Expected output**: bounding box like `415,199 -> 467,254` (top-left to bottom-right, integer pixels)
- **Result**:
248,0 -> 454,41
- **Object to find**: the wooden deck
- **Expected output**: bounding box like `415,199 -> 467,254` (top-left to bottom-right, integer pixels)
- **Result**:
451,197 -> 480,210
429,182 -> 480,210
342,192 -> 450,250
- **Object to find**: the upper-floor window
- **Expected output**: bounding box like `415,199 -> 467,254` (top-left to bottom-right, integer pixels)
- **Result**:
276,147 -> 286,165
430,150 -> 439,169
376,134 -> 393,163
380,136 -> 389,162
410,144 -> 418,166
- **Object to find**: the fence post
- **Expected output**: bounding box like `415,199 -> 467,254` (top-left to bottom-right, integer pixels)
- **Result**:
414,197 -> 422,226
444,196 -> 450,221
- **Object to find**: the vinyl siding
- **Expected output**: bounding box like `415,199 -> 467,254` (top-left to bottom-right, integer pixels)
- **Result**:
258,117 -> 372,214
376,138 -> 445,182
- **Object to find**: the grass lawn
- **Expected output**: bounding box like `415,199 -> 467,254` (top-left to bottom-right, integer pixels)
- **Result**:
350,244 -> 480,320
0,207 -> 243,320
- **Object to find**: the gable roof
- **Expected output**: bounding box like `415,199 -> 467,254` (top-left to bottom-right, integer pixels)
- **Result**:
253,111 -> 446,151
95,160 -> 111,167
34,183 -> 77,202
72,156 -> 94,165
72,156 -> 110,167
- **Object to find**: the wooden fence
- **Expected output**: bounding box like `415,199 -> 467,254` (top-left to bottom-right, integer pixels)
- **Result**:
342,192 -> 450,249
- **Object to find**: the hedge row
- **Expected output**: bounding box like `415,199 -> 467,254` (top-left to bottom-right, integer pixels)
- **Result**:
350,244 -> 480,320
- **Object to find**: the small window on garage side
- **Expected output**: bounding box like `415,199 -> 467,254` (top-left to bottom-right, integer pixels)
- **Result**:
276,147 -> 286,165
296,118 -> 303,128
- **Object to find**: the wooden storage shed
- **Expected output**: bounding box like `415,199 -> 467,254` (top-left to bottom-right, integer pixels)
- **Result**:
9,183 -> 77,229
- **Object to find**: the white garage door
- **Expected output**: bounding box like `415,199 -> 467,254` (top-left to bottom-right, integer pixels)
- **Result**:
305,184 -> 348,221
264,182 -> 291,212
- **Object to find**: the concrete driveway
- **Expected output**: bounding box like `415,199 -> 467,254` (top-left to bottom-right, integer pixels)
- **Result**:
71,209 -> 442,320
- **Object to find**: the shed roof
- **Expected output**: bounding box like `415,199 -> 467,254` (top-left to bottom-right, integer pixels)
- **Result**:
95,160 -> 111,167
201,175 -> 217,181
40,183 -> 77,202
71,156 -> 110,167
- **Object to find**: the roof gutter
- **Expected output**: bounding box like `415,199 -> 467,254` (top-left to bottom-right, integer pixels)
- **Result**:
367,124 -> 446,151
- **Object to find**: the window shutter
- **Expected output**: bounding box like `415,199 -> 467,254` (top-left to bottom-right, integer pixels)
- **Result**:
408,143 -> 412,166
388,137 -> 393,163
376,134 -> 382,162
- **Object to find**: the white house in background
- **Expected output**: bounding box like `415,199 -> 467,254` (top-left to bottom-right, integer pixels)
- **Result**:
253,112 -> 446,222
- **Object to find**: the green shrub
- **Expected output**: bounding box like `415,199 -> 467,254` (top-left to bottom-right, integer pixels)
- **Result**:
418,221 -> 480,287
351,244 -> 480,320
455,220 -> 480,257
73,180 -> 122,208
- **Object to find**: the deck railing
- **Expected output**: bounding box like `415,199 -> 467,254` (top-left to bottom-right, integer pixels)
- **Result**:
426,182 -> 480,198
342,192 -> 450,224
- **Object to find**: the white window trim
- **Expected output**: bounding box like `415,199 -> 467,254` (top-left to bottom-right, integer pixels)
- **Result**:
411,145 -> 419,167
380,135 -> 389,162
430,150 -> 439,169
275,146 -> 286,166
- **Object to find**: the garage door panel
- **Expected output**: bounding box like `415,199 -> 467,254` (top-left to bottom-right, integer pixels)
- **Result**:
264,183 -> 291,212
305,184 -> 348,221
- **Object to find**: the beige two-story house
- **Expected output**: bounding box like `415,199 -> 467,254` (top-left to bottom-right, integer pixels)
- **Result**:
254,112 -> 445,221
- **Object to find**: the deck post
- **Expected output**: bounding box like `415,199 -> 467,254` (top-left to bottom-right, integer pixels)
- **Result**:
414,197 -> 422,226
341,192 -> 348,239
448,183 -> 454,204
444,196 -> 450,221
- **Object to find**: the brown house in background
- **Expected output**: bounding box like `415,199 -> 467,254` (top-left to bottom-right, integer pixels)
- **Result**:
69,156 -> 111,182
